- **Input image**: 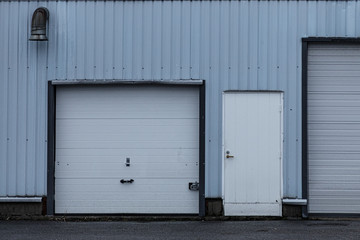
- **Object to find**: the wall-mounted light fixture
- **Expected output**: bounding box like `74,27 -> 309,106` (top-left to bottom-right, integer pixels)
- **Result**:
29,7 -> 49,41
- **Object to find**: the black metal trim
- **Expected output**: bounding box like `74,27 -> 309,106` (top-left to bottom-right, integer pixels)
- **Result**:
47,80 -> 206,217
302,37 -> 360,218
51,79 -> 203,86
47,81 -> 56,215
199,81 -> 206,217
301,40 -> 308,219
303,37 -> 360,43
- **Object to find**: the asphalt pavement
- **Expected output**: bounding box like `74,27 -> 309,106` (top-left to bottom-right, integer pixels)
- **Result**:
0,219 -> 359,240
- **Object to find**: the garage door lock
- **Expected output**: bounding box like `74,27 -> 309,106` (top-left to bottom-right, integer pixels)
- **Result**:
189,182 -> 199,191
125,157 -> 130,167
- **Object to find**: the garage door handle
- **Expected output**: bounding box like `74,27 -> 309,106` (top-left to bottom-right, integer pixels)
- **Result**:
120,179 -> 134,184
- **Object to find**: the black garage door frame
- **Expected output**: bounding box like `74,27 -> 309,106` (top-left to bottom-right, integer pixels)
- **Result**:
47,79 -> 206,217
302,37 -> 360,218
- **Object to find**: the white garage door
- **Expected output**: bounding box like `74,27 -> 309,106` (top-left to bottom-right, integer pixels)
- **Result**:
55,85 -> 199,214
308,43 -> 360,214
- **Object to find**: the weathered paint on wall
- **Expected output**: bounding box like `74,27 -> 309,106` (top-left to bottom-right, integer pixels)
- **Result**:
1,0 -> 360,198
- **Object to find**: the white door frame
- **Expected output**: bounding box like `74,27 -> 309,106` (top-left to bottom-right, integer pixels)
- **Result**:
222,91 -> 284,216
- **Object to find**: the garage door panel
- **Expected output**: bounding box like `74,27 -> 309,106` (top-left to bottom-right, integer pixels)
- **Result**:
309,44 -> 360,50
309,167 -> 360,176
308,114 -> 360,122
309,206 -> 360,214
56,108 -> 197,119
309,160 -> 360,167
56,178 -> 198,192
309,107 -> 360,115
55,137 -> 199,146
56,120 -> 198,143
56,86 -> 199,119
308,123 -> 360,130
309,134 -> 360,142
56,118 -> 199,129
309,202 -> 360,213
309,183 -> 360,190
309,174 -> 360,182
55,166 -> 199,179
310,198 -> 360,206
56,172 -> 198,179
56,161 -> 199,171
310,186 -> 360,193
56,192 -> 198,201
56,199 -> 197,208
56,119 -> 199,136
308,85 -> 360,92
308,130 -> 360,138
56,206 -> 198,214
308,99 -> 360,107
56,148 -> 199,157
308,102 -> 360,108
55,86 -> 198,104
55,178 -> 198,214
56,155 -> 199,164
308,92 -> 359,99
55,85 -> 200,214
309,144 -> 360,152
309,138 -> 360,145
308,64 -> 360,71
308,54 -> 360,62
308,153 -> 360,162
308,46 -> 360,53
56,140 -> 198,150
308,70 -> 360,79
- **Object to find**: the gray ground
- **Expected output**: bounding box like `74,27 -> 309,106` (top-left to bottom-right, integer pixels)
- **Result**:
0,220 -> 359,240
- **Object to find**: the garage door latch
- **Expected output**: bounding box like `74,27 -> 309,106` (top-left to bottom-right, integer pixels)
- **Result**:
189,182 -> 199,191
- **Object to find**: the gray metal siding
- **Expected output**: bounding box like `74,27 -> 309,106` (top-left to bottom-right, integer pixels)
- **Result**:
308,43 -> 360,213
1,0 -> 360,198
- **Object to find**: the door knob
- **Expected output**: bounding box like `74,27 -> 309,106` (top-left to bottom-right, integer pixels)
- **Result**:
225,150 -> 234,159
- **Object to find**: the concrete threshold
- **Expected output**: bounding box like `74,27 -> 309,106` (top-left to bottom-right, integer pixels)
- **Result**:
0,215 -> 292,222
0,197 -> 42,203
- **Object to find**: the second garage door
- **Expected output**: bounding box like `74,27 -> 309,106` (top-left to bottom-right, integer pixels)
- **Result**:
308,43 -> 360,214
55,85 -> 199,214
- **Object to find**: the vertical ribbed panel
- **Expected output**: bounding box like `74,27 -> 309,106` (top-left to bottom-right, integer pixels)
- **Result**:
1,0 -> 360,198
0,1 -> 10,196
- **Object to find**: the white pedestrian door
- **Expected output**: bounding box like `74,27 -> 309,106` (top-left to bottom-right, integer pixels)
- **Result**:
223,92 -> 283,216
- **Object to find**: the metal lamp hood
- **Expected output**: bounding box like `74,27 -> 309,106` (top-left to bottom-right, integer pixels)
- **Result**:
29,7 -> 49,41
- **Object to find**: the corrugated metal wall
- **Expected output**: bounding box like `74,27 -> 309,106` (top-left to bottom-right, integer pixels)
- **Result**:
1,0 -> 360,198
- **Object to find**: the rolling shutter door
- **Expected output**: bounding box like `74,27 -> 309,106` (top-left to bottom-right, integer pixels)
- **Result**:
308,43 -> 360,214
